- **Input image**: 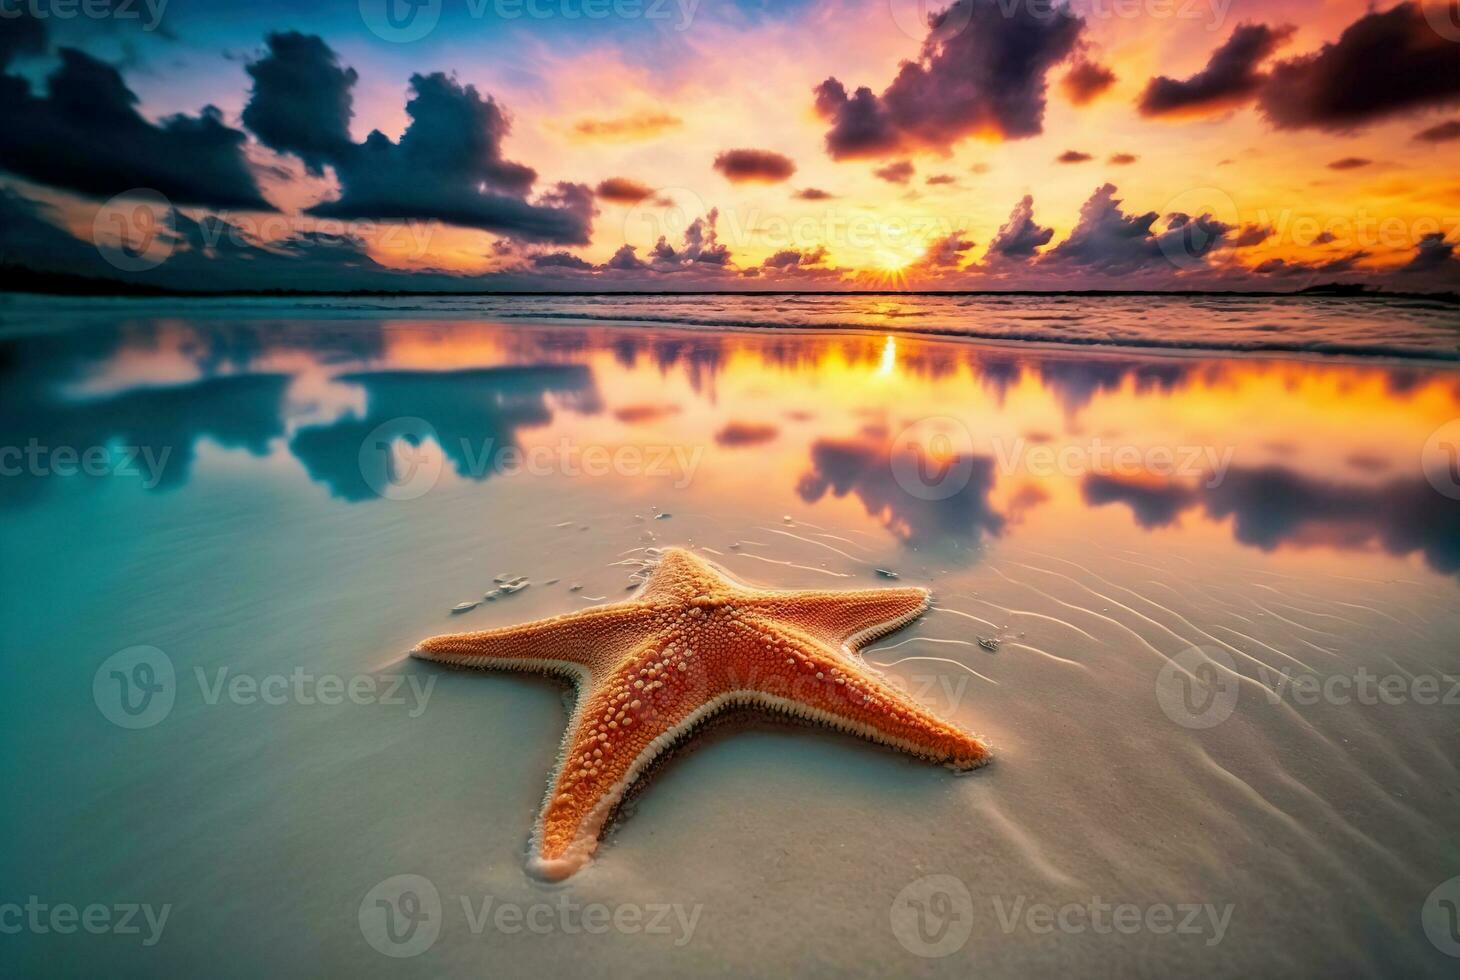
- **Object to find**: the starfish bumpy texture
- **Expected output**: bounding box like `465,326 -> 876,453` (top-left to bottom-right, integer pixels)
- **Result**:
412,547 -> 990,878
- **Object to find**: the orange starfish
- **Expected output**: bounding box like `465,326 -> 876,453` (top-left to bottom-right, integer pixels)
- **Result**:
412,547 -> 990,879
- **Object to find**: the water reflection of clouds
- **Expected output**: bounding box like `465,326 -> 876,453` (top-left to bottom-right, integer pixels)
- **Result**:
3,317 -> 1458,580
0,373 -> 289,508
1083,469 -> 1460,575
290,366 -> 600,501
797,430 -> 1004,554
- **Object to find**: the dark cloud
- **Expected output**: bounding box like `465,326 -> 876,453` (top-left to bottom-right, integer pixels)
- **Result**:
1230,223 -> 1275,247
532,251 -> 594,270
763,246 -> 827,269
1259,3 -> 1460,131
0,48 -> 269,207
915,231 -> 976,269
1056,150 -> 1093,163
926,173 -> 957,185
987,194 -> 1053,261
712,148 -> 796,183
1063,59 -> 1116,105
242,34 -> 592,243
595,177 -> 659,203
0,186 -> 99,270
1041,183 -> 1232,274
814,0 -> 1084,159
1414,119 -> 1460,142
0,7 -> 46,71
1252,250 -> 1370,278
680,208 -> 731,265
1108,152 -> 1138,165
1400,232 -> 1459,275
1327,156 -> 1371,169
715,421 -> 779,447
606,244 -> 646,270
243,32 -> 356,176
872,160 -> 915,184
793,187 -> 835,200
1139,23 -> 1294,118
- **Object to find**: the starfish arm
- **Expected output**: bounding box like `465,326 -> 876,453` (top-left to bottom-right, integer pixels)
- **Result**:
412,602 -> 655,671
737,612 -> 990,770
736,587 -> 931,651
527,640 -> 722,879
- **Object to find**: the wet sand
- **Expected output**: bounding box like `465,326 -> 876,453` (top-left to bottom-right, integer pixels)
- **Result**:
1,304 -> 1458,976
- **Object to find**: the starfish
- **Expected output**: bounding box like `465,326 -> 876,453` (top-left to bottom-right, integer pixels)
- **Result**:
412,547 -> 990,879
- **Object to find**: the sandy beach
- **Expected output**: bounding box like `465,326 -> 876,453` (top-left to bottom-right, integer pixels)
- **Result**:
2,299 -> 1458,975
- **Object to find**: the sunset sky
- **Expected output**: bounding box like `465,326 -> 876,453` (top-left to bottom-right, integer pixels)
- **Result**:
2,0 -> 1459,290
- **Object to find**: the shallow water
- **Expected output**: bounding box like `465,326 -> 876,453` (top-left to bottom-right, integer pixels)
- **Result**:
2,297 -> 1459,976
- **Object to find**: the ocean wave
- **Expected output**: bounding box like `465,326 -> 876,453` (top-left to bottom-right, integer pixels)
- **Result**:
479,308 -> 1460,362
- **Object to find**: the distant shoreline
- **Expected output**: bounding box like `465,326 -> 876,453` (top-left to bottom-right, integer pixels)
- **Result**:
1,266 -> 1457,305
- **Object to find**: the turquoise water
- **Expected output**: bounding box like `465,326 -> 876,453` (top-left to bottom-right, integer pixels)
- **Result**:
3,297 -> 1460,976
